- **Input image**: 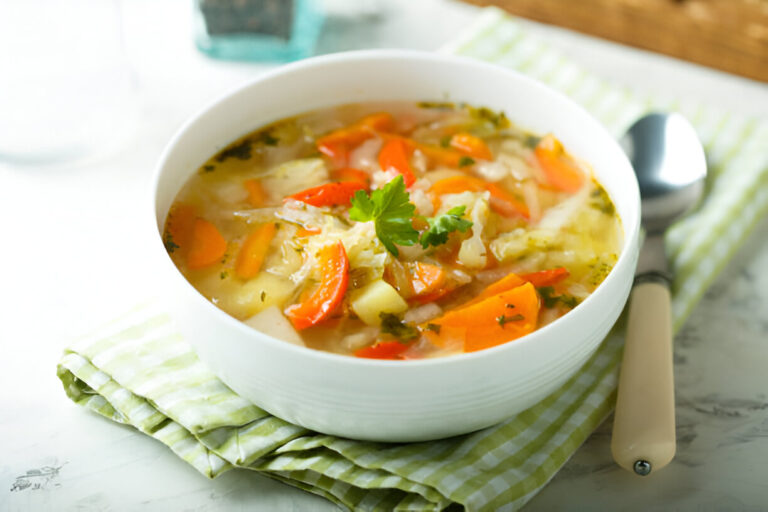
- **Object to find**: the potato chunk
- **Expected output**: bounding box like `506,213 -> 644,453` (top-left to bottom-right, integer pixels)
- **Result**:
349,280 -> 408,326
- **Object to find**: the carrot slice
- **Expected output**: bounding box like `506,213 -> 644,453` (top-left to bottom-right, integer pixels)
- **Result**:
187,218 -> 227,270
423,282 -> 539,352
285,242 -> 349,330
430,176 -> 529,219
408,262 -> 447,296
534,135 -> 584,193
417,143 -> 463,168
332,167 -> 371,187
166,203 -> 197,250
287,181 -> 366,208
520,267 -> 569,288
379,138 -> 416,187
450,132 -> 492,160
244,179 -> 267,207
354,341 -> 411,359
296,226 -> 321,237
465,272 -> 527,306
234,223 -> 276,279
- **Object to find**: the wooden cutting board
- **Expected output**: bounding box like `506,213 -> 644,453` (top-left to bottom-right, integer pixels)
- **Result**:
460,0 -> 768,83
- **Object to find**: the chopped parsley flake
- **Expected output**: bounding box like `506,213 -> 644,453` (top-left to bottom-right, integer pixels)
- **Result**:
497,314 -> 525,327
458,156 -> 475,167
537,286 -> 579,309
380,313 -> 420,342
419,206 -> 473,249
164,234 -> 179,253
215,139 -> 252,162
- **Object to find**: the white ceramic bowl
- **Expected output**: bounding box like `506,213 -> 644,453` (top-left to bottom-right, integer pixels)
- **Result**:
151,50 -> 640,442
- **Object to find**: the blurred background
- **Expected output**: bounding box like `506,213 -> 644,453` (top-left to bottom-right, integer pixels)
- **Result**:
1,0 -> 766,168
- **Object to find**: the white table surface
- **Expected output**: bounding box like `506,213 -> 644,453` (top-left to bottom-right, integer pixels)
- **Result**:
2,1 -> 768,510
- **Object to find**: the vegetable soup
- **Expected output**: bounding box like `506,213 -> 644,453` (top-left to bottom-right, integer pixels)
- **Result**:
163,102 -> 622,359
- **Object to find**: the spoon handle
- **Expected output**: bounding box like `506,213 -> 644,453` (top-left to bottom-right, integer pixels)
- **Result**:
611,280 -> 676,475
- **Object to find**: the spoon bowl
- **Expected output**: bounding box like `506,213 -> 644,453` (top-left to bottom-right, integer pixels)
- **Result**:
622,112 -> 707,233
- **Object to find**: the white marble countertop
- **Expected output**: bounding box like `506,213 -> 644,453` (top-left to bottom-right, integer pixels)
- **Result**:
2,1 -> 767,510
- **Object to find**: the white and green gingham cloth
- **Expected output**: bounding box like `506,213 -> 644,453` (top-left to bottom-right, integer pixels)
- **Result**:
58,9 -> 768,511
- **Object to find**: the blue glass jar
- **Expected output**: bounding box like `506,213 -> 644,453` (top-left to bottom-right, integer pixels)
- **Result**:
194,0 -> 324,62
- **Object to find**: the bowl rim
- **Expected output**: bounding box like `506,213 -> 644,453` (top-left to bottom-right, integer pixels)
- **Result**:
150,48 -> 640,369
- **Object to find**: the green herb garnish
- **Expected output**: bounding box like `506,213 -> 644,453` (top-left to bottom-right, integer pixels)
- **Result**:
439,135 -> 452,148
425,323 -> 442,334
466,105 -> 511,129
380,313 -> 420,342
260,291 -> 266,302
537,286 -> 579,309
417,101 -> 456,110
202,164 -> 215,172
220,271 -> 228,279
257,131 -> 279,146
215,139 -> 252,162
589,184 -> 615,215
163,234 -> 179,253
523,134 -> 541,149
349,175 -> 419,256
419,206 -> 473,249
458,156 -> 475,167
497,314 -> 525,327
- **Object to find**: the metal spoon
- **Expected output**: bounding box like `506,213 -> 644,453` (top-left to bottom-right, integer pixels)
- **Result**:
611,113 -> 707,476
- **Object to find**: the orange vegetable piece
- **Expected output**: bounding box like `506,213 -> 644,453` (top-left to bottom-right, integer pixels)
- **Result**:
465,272 -> 526,307
450,132 -> 492,160
408,262 -> 447,296
429,176 -> 529,219
285,242 -> 349,330
296,226 -> 321,237
423,282 -> 539,352
316,113 -> 395,166
417,143 -> 463,168
332,167 -> 371,187
534,134 -> 584,193
187,218 -> 227,270
286,181 -> 366,208
520,267 -> 569,288
244,179 -> 268,207
354,341 -> 411,360
379,138 -> 416,187
235,223 -> 277,279
166,203 -> 197,250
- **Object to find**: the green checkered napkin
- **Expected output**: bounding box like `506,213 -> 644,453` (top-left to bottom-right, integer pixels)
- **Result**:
58,9 -> 768,511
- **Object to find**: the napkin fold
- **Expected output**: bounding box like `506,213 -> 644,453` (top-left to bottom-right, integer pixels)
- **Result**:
58,9 -> 768,511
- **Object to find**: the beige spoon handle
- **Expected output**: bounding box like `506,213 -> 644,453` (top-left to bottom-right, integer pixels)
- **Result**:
611,280 -> 676,475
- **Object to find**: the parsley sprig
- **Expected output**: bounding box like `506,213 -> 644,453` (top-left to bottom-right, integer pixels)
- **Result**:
349,175 -> 419,256
419,206 -> 473,249
349,176 -> 475,256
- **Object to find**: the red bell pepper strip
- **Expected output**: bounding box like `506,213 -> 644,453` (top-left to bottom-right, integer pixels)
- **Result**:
285,242 -> 349,330
331,167 -> 371,188
520,267 -> 569,288
379,138 -> 416,187
286,181 -> 367,208
354,341 -> 411,359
